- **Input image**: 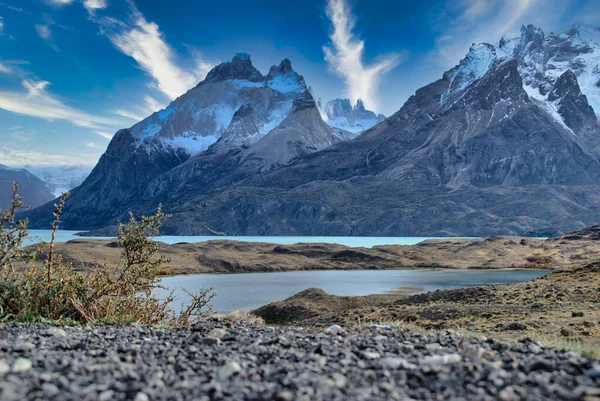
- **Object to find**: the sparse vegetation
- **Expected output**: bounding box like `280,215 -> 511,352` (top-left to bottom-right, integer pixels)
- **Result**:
0,183 -> 214,326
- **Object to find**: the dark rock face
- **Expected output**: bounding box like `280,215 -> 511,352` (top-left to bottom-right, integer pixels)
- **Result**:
203,53 -> 263,83
0,165 -> 54,211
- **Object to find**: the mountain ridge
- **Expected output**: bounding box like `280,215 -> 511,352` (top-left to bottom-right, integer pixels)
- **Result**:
25,23 -> 600,236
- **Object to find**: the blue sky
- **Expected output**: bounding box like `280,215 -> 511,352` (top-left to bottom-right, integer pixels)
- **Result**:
0,0 -> 598,167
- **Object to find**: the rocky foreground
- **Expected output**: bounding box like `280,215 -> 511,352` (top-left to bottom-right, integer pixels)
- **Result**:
0,321 -> 599,401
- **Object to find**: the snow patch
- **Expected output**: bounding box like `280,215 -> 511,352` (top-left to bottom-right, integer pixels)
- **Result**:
266,73 -> 304,94
164,135 -> 218,155
524,84 -> 575,135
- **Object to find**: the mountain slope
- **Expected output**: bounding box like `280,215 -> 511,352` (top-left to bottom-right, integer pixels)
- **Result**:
25,54 -> 351,229
0,164 -> 55,211
27,24 -> 600,235
151,24 -> 600,236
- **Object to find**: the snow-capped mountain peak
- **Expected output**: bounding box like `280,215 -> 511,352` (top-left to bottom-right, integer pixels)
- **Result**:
265,59 -> 306,94
438,23 -> 600,135
322,98 -> 385,134
122,54 -> 319,158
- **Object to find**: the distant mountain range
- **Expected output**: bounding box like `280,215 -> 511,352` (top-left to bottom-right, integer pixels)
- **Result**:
322,98 -> 385,134
25,24 -> 600,236
0,164 -> 55,211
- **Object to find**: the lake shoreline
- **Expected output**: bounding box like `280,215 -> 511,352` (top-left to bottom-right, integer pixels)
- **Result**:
23,234 -> 600,276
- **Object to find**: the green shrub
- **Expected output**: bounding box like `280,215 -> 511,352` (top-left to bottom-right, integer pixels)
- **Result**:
0,183 -> 214,326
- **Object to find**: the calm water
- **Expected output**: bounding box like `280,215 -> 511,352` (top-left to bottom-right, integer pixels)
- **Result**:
26,230 -> 473,248
157,269 -> 549,314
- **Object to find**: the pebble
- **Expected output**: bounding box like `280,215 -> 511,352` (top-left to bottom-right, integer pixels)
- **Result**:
207,328 -> 228,338
134,392 -> 151,401
378,357 -> 417,370
12,358 -> 32,372
323,324 -> 346,335
420,353 -> 462,365
0,360 -> 10,375
44,327 -> 67,338
203,337 -> 221,346
217,361 -> 241,380
0,322 -> 596,401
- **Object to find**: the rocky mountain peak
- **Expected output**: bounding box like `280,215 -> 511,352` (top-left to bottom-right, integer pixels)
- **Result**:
355,99 -> 365,111
267,58 -> 294,76
322,98 -> 384,134
520,24 -> 545,48
265,59 -> 306,94
204,53 -> 263,84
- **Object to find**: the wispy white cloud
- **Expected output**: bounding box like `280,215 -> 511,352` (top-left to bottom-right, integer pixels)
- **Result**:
1,146 -> 97,167
35,24 -> 52,40
113,94 -> 168,123
99,4 -> 212,100
86,142 -> 99,148
0,16 -> 4,35
94,131 -> 113,140
83,0 -> 107,10
0,63 -> 11,74
323,0 -> 402,111
0,79 -> 117,129
113,108 -> 145,122
44,0 -> 75,6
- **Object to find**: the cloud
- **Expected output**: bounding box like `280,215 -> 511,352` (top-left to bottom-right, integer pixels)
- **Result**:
0,79 -> 118,129
35,24 -> 52,40
94,131 -> 113,140
1,146 -> 97,167
113,108 -> 145,122
83,0 -> 107,10
113,94 -> 168,123
99,5 -> 211,100
44,0 -> 75,5
0,63 -> 11,74
86,142 -> 99,148
323,0 -> 401,111
0,16 -> 4,35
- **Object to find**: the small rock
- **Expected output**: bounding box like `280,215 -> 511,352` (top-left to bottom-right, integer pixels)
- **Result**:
40,383 -> 60,397
12,357 -> 32,372
371,324 -> 391,330
560,327 -> 574,337
203,337 -> 221,346
525,358 -> 556,373
0,359 -> 9,375
378,357 -> 417,370
217,361 -> 241,380
13,342 -> 35,352
276,391 -> 294,401
421,353 -> 462,365
44,327 -> 67,338
572,311 -> 584,317
587,365 -> 600,378
133,392 -> 150,401
98,390 -> 115,401
207,328 -> 228,338
188,345 -> 199,353
500,322 -> 527,331
361,351 -> 381,360
323,325 -> 346,335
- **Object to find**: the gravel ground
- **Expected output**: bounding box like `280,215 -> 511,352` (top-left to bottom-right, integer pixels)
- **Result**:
0,320 -> 598,401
